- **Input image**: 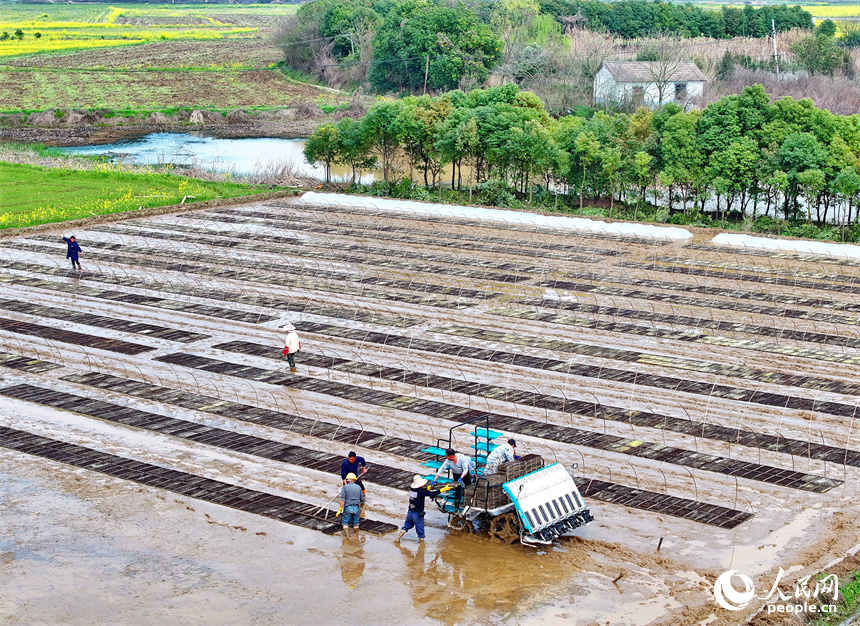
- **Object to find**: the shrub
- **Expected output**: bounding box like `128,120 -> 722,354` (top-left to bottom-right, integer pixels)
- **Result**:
477,180 -> 517,208
294,102 -> 323,119
751,215 -> 781,234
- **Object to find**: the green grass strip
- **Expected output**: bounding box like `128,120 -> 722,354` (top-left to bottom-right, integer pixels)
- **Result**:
806,568 -> 860,625
0,161 -> 281,229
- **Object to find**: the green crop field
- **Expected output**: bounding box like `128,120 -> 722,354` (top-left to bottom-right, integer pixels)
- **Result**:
686,1 -> 860,18
0,161 -> 282,229
0,3 -> 329,112
802,4 -> 860,17
0,4 -> 296,58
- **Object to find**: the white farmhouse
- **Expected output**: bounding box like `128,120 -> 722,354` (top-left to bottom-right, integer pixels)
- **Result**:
594,61 -> 707,108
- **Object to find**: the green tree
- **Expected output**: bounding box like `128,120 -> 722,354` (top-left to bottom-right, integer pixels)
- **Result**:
776,132 -> 828,219
629,107 -> 653,143
361,99 -> 402,182
600,146 -> 621,215
833,168 -> 860,225
816,18 -> 837,37
334,118 -> 376,183
574,131 -> 600,209
504,118 -> 555,203
660,111 -> 702,214
791,30 -> 843,76
715,50 -> 734,79
437,112 -> 483,198
708,137 -> 759,216
633,150 -> 653,214
303,123 -> 340,183
368,0 -> 502,92
797,168 -> 825,223
397,95 -> 453,187
321,1 -> 381,57
277,0 -> 383,82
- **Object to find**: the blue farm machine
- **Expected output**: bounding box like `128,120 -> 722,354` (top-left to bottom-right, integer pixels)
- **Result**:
421,416 -> 594,545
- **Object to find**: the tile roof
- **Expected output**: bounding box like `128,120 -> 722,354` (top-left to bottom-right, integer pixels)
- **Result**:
602,61 -> 707,83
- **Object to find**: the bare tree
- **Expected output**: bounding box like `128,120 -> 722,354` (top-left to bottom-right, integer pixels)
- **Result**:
635,35 -> 692,106
275,15 -> 322,72
523,27 -> 613,111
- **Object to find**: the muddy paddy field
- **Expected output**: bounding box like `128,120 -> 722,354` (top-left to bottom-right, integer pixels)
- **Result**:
1,198 -> 859,625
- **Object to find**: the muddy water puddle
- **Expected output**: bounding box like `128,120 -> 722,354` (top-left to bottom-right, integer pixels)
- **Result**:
2,452 -> 592,625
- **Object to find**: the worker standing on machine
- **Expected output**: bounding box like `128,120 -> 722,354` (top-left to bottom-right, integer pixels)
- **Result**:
484,439 -> 517,475
431,448 -> 474,511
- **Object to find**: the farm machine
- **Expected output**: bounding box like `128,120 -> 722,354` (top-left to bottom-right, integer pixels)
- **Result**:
421,416 -> 594,545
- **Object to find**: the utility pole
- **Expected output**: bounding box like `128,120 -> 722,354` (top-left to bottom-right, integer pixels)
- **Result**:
772,19 -> 780,80
423,55 -> 429,96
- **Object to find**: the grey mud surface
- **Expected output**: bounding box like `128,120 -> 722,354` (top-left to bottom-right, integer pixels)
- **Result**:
1,198 -> 859,625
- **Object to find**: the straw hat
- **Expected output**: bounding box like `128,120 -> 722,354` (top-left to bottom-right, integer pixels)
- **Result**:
281,323 -> 296,331
410,474 -> 428,489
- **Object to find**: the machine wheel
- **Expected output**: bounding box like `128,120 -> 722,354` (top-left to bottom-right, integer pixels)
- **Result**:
488,512 -> 521,544
448,515 -> 475,533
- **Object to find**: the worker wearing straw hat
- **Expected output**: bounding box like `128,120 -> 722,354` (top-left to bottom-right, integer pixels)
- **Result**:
394,475 -> 452,543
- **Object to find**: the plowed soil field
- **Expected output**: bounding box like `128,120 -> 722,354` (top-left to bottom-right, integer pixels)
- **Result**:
1,197 -> 858,625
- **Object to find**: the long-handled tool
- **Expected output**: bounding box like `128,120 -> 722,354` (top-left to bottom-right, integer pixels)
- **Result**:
313,493 -> 341,520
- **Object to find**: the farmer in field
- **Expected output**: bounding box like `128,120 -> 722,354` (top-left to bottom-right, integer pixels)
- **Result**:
338,473 -> 364,539
341,451 -> 369,491
341,451 -> 369,518
431,448 -> 475,511
394,475 -> 452,543
281,322 -> 301,374
484,439 -> 517,475
60,235 -> 82,270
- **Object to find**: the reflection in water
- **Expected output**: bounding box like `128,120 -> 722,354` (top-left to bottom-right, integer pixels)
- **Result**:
57,132 -> 475,185
56,133 -> 367,181
397,532 -> 577,624
339,535 -> 366,590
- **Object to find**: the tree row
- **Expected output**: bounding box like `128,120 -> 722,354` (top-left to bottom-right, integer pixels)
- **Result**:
304,84 -> 860,227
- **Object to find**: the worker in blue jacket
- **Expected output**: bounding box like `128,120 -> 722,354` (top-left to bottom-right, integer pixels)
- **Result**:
341,451 -> 369,491
341,451 -> 369,517
60,235 -> 83,270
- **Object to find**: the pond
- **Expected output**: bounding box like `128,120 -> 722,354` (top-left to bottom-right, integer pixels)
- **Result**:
57,132 -> 478,186
57,132 -> 370,182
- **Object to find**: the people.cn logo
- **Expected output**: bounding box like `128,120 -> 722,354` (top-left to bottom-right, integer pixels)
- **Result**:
713,570 -> 756,611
